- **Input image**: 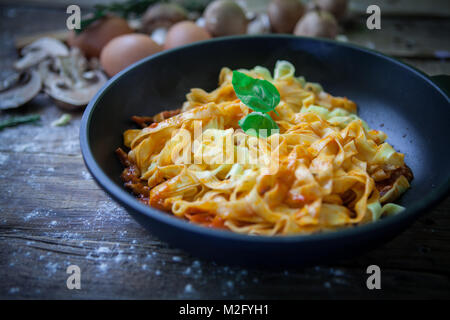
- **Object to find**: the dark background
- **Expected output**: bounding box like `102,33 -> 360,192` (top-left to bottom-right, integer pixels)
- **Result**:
0,0 -> 449,299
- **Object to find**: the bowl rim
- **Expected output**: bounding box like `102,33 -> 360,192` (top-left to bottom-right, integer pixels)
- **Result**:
80,34 -> 450,244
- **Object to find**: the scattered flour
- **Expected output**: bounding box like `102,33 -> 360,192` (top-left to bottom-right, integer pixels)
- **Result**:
12,142 -> 38,153
45,262 -> 58,275
23,209 -> 55,222
96,247 -> 111,254
183,267 -> 192,275
114,253 -> 125,263
81,170 -> 92,180
9,287 -> 20,294
98,263 -> 109,273
0,153 -> 8,165
184,284 -> 194,293
24,209 -> 40,221
329,268 -> 345,277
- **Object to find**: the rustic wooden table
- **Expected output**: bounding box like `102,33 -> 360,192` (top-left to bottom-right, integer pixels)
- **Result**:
1,0 -> 449,299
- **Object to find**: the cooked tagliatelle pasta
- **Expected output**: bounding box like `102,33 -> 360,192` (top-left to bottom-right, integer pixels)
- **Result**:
116,61 -> 413,235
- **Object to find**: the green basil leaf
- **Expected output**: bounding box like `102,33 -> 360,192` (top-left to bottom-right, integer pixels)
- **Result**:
238,112 -> 279,138
232,71 -> 280,113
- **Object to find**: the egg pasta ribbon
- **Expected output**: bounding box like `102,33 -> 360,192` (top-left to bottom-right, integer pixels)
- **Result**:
118,61 -> 413,235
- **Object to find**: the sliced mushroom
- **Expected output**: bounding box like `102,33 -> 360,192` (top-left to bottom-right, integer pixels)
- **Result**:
37,58 -> 57,85
14,37 -> 69,71
0,70 -> 41,110
45,71 -> 106,110
42,48 -> 107,110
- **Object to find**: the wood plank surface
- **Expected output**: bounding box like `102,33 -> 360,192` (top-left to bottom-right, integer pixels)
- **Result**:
344,17 -> 450,59
1,93 -> 449,299
6,0 -> 450,17
3,3 -> 450,60
350,0 -> 450,18
0,1 -> 449,299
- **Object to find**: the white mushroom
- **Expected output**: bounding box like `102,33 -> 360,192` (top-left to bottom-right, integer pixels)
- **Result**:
45,71 -> 107,110
247,13 -> 271,35
0,70 -> 41,110
42,48 -> 107,110
14,37 -> 69,71
140,3 -> 188,34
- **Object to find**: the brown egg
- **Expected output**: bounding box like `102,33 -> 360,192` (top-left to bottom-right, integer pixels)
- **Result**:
67,16 -> 133,58
100,34 -> 162,77
164,21 -> 211,50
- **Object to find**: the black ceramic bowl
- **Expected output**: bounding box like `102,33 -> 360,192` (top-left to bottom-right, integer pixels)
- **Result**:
80,35 -> 450,267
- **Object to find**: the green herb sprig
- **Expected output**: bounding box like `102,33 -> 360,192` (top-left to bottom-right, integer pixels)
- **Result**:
232,71 -> 280,138
77,0 -> 159,34
51,114 -> 72,127
77,0 -> 210,34
0,114 -> 41,131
